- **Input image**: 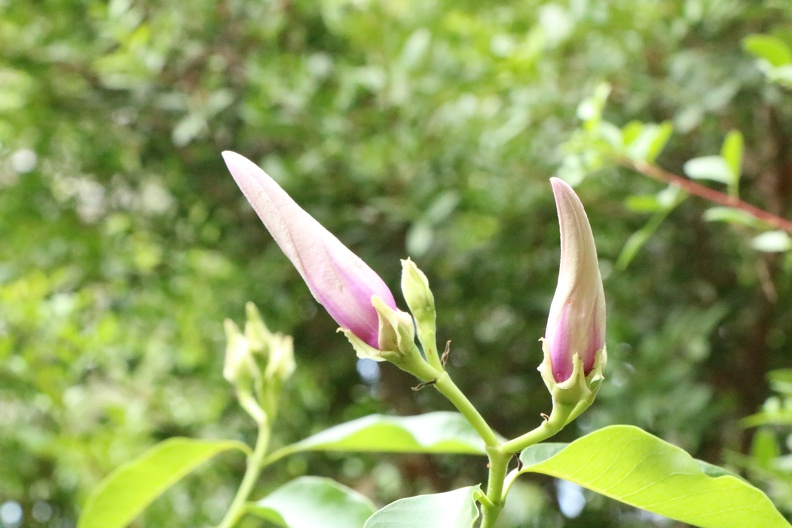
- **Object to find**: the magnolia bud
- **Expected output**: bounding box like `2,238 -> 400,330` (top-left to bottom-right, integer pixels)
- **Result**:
223,151 -> 398,350
539,178 -> 607,411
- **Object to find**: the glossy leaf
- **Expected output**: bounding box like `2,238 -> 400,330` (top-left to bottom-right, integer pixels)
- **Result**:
363,486 -> 480,528
248,476 -> 376,528
268,412 -> 488,462
517,425 -> 790,528
78,438 -> 249,528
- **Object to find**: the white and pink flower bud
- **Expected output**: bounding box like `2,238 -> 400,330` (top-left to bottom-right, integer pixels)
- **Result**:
222,151 -> 398,349
542,178 -> 606,388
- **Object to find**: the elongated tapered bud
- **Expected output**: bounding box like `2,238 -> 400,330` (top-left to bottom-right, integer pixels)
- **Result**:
538,179 -> 606,416
222,151 -> 398,349
544,178 -> 606,381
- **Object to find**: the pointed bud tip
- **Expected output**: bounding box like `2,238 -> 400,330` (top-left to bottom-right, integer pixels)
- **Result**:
222,151 -> 259,182
221,150 -> 240,163
549,177 -> 577,200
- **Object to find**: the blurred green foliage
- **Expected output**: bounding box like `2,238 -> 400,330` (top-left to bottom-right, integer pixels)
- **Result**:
1,0 -> 792,526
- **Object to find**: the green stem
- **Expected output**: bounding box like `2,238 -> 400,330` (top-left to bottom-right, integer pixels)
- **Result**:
478,401 -> 576,528
500,400 -> 575,454
420,329 -> 444,372
479,446 -> 511,528
396,347 -> 579,527
217,415 -> 271,528
391,345 -> 499,447
433,372 -> 500,447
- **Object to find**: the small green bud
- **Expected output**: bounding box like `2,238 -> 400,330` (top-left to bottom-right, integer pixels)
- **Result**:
264,333 -> 296,382
223,319 -> 259,389
400,258 -> 441,370
400,258 -> 435,326
244,302 -> 273,356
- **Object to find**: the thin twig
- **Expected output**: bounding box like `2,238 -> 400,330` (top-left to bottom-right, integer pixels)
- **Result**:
624,159 -> 792,234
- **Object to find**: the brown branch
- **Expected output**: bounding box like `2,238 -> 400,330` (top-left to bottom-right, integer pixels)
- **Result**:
623,158 -> 792,235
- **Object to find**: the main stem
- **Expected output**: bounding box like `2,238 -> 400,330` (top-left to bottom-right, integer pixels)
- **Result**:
396,346 -> 500,447
430,369 -> 508,527
217,413 -> 270,528
480,401 -> 576,528
479,445 -> 511,528
400,351 -> 576,527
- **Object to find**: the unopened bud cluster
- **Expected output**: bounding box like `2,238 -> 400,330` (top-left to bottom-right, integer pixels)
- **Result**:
223,302 -> 295,422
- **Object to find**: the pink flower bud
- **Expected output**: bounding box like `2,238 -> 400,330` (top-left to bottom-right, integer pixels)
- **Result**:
222,151 -> 397,348
544,178 -> 606,383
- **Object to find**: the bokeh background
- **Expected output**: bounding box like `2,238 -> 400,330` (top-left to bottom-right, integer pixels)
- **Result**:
2,0 -> 791,526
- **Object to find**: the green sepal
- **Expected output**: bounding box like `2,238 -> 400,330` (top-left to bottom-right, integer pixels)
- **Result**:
372,295 -> 416,356
538,340 -> 607,421
339,328 -> 388,362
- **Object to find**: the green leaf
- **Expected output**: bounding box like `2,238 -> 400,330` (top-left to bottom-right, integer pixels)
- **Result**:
768,65 -> 792,87
752,231 -> 792,252
743,34 -> 792,67
751,429 -> 781,470
625,184 -> 682,214
721,130 -> 743,196
721,130 -> 743,178
78,438 -> 249,528
576,82 -> 612,124
269,412 -> 488,461
363,486 -> 480,528
769,369 -> 792,394
683,156 -> 733,184
622,121 -> 674,163
743,410 -> 792,428
703,207 -> 764,228
517,425 -> 790,528
624,193 -> 664,213
248,476 -> 376,528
